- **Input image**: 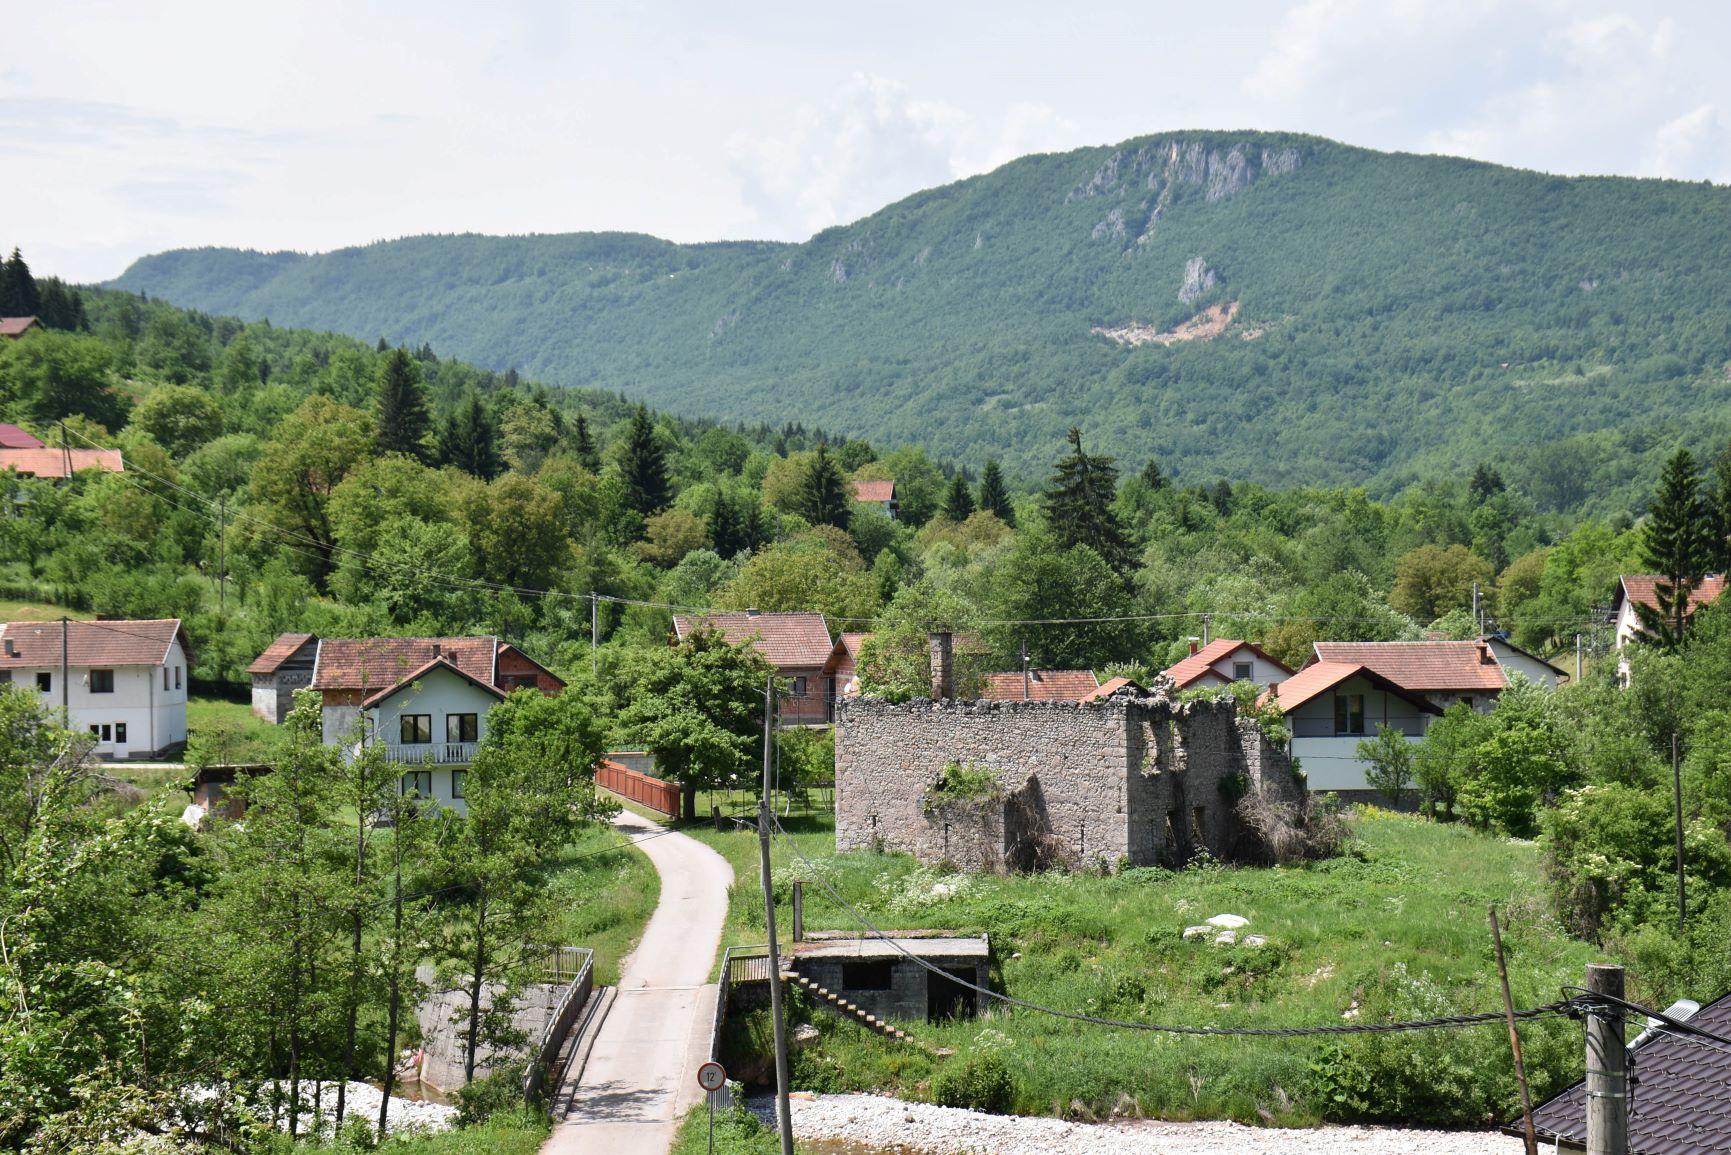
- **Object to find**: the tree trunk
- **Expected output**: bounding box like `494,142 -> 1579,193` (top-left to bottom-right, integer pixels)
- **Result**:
337,803 -> 368,1126
682,783 -> 697,821
378,833 -> 405,1137
464,896 -> 488,1084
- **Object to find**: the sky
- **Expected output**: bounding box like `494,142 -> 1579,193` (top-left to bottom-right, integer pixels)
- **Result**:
6,0 -> 1731,283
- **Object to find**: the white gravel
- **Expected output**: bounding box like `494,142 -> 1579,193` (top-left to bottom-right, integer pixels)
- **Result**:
265,1081 -> 457,1139
778,1093 -> 1526,1155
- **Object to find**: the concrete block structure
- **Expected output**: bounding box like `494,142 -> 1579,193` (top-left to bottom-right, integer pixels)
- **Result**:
788,933 -> 990,1023
835,650 -> 1305,873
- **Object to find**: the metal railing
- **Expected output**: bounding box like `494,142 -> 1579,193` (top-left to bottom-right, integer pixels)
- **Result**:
712,944 -> 771,1062
382,741 -> 476,764
523,946 -> 594,1103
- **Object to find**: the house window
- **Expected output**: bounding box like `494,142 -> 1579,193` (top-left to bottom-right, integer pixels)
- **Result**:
399,714 -> 432,745
174,666 -> 181,690
446,713 -> 478,743
791,675 -> 809,697
501,673 -> 539,691
842,961 -> 895,990
1233,661 -> 1253,681
36,672 -> 50,693
451,770 -> 466,800
163,667 -> 170,690
400,771 -> 433,799
115,722 -> 127,744
0,671 -> 9,684
1333,692 -> 1366,735
90,669 -> 114,693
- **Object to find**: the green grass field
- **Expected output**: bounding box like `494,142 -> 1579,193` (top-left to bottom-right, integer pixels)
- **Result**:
284,1108 -> 550,1153
705,810 -> 1600,1129
544,820 -> 661,988
0,597 -> 94,621
187,694 -> 279,765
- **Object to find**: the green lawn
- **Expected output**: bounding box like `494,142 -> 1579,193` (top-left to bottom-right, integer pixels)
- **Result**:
0,597 -> 93,621
187,694 -> 279,764
288,1108 -> 550,1153
543,820 -> 662,988
706,810 -> 1602,1129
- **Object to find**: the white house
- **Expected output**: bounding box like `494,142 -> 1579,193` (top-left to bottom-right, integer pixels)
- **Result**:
1161,638 -> 1294,690
1259,661 -> 1442,798
0,618 -> 190,759
1611,575 -> 1727,650
1312,637 -> 1564,714
358,655 -> 507,817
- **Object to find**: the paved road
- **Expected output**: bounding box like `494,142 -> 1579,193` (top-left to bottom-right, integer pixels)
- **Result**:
543,811 -> 734,1155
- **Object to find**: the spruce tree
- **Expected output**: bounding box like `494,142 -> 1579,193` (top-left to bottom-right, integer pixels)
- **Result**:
1635,447 -> 1712,650
1469,464 -> 1506,505
437,391 -> 499,479
978,459 -> 1015,525
1043,427 -> 1133,573
1139,458 -> 1165,491
620,404 -> 670,515
794,443 -> 851,529
943,472 -> 975,521
1709,444 -> 1731,573
572,413 -> 600,473
0,248 -> 40,317
375,348 -> 432,460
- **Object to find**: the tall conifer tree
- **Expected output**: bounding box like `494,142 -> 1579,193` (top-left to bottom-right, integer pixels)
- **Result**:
620,404 -> 671,515
1636,447 -> 1712,650
795,444 -> 851,529
1709,444 -> 1731,574
572,413 -> 601,473
437,390 -> 499,478
375,348 -> 432,460
1043,427 -> 1133,573
943,472 -> 975,521
978,459 -> 1015,525
0,248 -> 40,317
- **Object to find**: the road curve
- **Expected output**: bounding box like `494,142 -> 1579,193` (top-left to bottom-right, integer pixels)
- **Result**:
543,809 -> 734,1155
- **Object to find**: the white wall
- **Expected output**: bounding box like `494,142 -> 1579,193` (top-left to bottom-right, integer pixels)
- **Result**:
1485,638 -> 1562,688
1292,734 -> 1424,792
1207,648 -> 1290,688
8,640 -> 187,757
359,667 -> 500,818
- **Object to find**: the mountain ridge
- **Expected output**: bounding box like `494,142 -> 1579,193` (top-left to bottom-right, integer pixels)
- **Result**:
113,130 -> 1731,509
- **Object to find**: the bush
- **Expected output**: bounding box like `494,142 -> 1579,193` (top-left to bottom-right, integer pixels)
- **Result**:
455,1070 -> 529,1127
931,1050 -> 1014,1114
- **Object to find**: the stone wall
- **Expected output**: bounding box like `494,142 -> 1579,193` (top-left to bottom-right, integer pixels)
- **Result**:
835,683 -> 1304,873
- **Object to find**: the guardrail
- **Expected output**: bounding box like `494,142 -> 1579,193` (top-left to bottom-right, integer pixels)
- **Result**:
711,944 -> 771,1063
597,758 -> 680,815
522,946 -> 594,1103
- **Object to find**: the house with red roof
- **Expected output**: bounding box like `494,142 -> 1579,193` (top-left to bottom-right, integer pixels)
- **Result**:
849,478 -> 899,519
833,632 -> 870,699
247,633 -> 564,814
1259,661 -> 1443,797
0,445 -> 125,481
672,610 -> 845,724
1312,637 -> 1563,713
1612,574 -> 1728,651
0,317 -> 39,339
0,618 -> 190,759
1161,638 -> 1293,691
0,423 -> 44,449
978,669 -> 1101,701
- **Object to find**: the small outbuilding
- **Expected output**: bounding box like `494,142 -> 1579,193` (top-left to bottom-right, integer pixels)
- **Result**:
788,932 -> 990,1023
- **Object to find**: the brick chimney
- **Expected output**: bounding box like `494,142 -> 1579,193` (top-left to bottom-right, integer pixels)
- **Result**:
928,632 -> 954,700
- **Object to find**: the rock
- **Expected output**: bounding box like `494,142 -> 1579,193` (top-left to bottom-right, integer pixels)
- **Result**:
1091,208 -> 1127,242
1179,257 -> 1219,305
1183,925 -> 1213,940
1242,934 -> 1268,947
792,1023 -> 821,1049
1205,913 -> 1248,929
1213,930 -> 1238,945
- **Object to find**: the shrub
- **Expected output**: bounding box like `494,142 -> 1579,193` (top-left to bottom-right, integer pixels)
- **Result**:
455,1070 -> 529,1127
932,1050 -> 1015,1114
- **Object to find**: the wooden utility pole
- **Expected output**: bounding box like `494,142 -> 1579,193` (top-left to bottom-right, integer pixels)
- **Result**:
590,593 -> 599,680
1672,732 -> 1687,932
59,616 -> 69,720
218,496 -> 227,613
1489,908 -> 1536,1155
757,677 -> 795,1155
1575,633 -> 1583,682
1585,963 -> 1628,1155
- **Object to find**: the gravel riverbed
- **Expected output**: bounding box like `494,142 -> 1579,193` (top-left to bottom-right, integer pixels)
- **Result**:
765,1093 -> 1526,1155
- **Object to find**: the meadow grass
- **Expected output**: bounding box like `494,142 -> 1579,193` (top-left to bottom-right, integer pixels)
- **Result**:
284,1107 -> 549,1153
705,810 -> 1600,1128
0,597 -> 93,621
187,693 -> 279,764
544,820 -> 661,987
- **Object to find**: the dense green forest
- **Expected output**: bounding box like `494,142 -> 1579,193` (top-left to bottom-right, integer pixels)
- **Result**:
113,131 -> 1731,513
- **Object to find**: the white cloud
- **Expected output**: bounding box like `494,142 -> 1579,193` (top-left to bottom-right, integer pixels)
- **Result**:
727,73 -> 1075,238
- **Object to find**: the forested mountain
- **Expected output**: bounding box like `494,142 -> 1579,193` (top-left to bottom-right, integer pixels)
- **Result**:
115,131 -> 1731,512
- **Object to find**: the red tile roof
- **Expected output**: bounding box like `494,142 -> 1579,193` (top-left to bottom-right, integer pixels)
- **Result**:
1162,639 -> 1292,688
0,317 -> 38,338
1081,675 -> 1142,702
311,637 -> 498,691
839,632 -> 870,659
246,632 -> 316,675
0,423 -> 43,449
1312,641 -> 1506,692
1529,988 -> 1731,1154
1260,661 -> 1442,714
361,655 -> 506,708
0,447 -> 125,478
850,479 -> 896,503
1614,574 -> 1728,616
0,618 -> 186,668
979,669 -> 1100,701
672,612 -> 838,669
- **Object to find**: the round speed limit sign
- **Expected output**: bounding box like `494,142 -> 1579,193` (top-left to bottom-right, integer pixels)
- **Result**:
696,1061 -> 727,1093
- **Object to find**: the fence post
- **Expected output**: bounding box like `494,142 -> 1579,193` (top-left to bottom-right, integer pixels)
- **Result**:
792,881 -> 804,943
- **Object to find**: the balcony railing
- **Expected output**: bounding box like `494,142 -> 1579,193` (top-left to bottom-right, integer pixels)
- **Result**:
382,741 -> 476,764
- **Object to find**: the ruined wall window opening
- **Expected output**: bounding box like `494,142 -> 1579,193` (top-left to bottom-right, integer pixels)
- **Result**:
842,961 -> 895,991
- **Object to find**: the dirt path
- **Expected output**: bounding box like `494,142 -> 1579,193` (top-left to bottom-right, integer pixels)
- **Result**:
542,811 -> 733,1155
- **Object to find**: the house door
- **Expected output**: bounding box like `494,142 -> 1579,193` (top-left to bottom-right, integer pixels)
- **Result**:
926,967 -> 975,1023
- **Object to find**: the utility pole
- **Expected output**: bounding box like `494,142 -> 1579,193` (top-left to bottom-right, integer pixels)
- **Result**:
1576,633 -> 1583,682
1673,732 -> 1687,933
1490,908 -> 1536,1155
59,616 -> 69,722
1584,963 -> 1628,1155
590,593 -> 599,680
1202,613 -> 1212,646
757,677 -> 794,1155
1020,641 -> 1030,701
1473,582 -> 1482,634
218,496 -> 227,614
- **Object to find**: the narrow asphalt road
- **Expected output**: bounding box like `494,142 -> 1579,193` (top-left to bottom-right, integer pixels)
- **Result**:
543,809 -> 734,1155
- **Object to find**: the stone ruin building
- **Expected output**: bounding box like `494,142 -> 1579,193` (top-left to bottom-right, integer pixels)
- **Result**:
835,634 -> 1311,873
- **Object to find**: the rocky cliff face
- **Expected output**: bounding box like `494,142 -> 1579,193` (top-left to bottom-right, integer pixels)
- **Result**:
1178,256 -> 1219,304
1074,137 -> 1305,247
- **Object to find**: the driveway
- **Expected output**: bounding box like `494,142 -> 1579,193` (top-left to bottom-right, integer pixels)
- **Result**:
543,809 -> 735,1155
